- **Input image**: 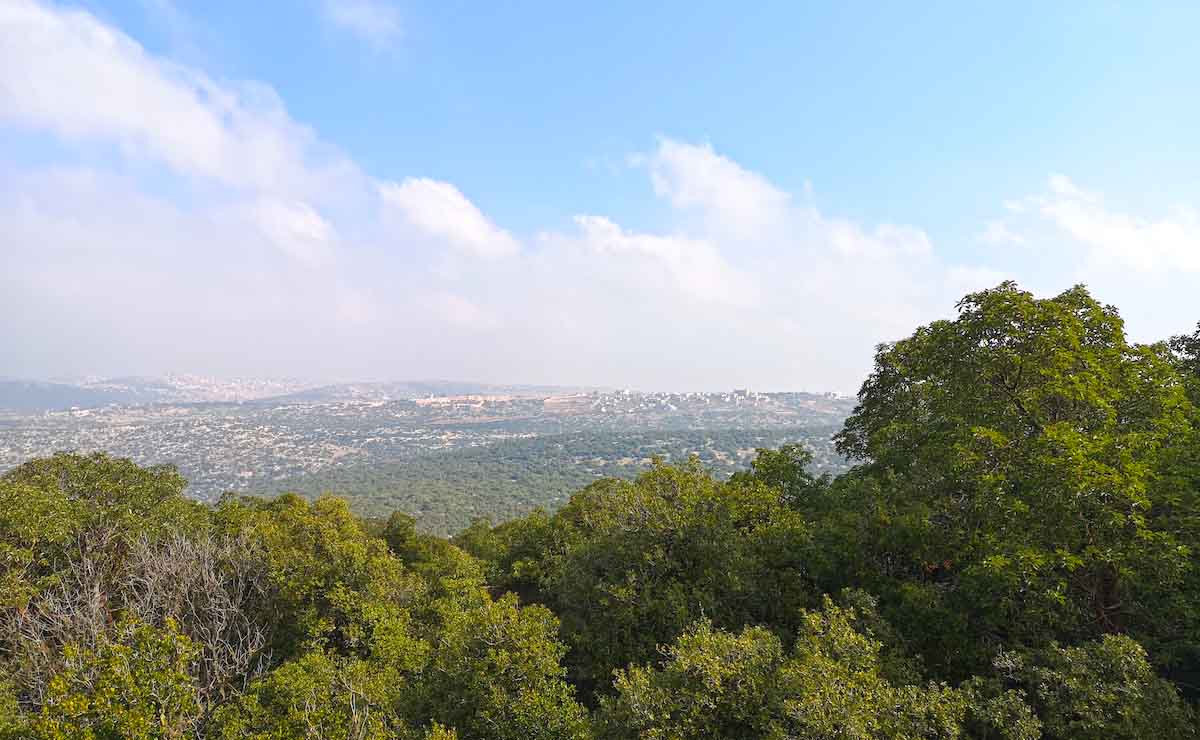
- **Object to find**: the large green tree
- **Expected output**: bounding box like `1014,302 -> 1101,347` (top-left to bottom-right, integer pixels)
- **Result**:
0,452 -> 207,610
599,597 -> 1028,740
834,282 -> 1198,675
464,460 -> 816,696
211,494 -> 427,662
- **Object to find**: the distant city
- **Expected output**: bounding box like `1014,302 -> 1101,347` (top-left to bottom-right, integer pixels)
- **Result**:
0,375 -> 855,530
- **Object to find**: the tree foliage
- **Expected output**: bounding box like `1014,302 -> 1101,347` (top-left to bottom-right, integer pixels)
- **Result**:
463,459 -> 815,692
833,282 -> 1197,676
3,282 -> 1200,738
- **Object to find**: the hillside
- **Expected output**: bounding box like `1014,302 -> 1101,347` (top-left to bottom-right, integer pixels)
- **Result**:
262,427 -> 849,533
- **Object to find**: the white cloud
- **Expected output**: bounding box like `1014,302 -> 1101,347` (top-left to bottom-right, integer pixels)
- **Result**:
1045,196 -> 1200,274
0,0 -> 351,199
980,219 -> 1026,246
0,0 -> 513,265
0,0 -> 524,382
826,219 -> 934,259
965,176 -> 1200,348
1047,172 -> 1096,201
379,178 -> 520,259
643,138 -> 790,238
508,137 -> 992,387
4,0 -> 1081,392
1007,175 -> 1200,273
252,199 -> 337,266
430,292 -> 499,330
565,215 -> 757,307
321,0 -> 402,50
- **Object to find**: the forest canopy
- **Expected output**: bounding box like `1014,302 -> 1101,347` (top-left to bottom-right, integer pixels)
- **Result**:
2,282 -> 1199,739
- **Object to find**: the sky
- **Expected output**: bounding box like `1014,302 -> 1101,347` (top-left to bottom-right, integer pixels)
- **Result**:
2,0 -> 1199,393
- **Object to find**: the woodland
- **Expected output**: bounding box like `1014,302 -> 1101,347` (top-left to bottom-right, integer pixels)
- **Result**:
2,283 -> 1199,738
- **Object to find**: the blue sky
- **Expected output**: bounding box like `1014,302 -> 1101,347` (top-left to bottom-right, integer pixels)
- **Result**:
3,0 -> 1199,391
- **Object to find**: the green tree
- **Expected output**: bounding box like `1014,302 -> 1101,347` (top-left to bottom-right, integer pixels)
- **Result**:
730,444 -> 826,506
383,511 -> 485,594
0,681 -> 24,740
27,618 -> 200,740
405,588 -> 591,740
600,620 -> 786,739
600,598 -> 997,740
210,652 -> 403,740
212,494 -> 427,662
488,460 -> 814,695
1170,323 -> 1200,388
778,598 -> 969,740
0,452 -> 206,609
1159,322 -> 1200,692
834,282 -> 1197,675
989,634 -> 1196,739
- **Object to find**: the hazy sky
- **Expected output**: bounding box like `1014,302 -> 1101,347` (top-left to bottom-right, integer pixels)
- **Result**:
3,0 -> 1199,393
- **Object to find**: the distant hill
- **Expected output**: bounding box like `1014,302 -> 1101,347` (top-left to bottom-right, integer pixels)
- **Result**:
259,380 -> 600,403
0,380 -> 149,412
0,375 -> 315,411
0,376 -> 601,412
